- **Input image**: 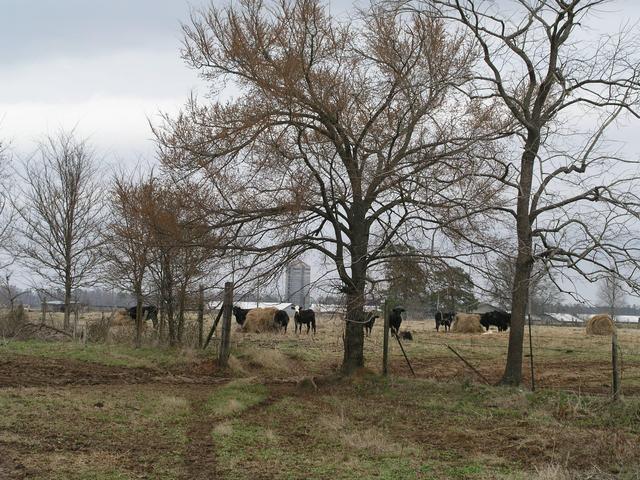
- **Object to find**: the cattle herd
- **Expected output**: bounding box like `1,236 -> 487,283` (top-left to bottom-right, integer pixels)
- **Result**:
127,304 -> 511,337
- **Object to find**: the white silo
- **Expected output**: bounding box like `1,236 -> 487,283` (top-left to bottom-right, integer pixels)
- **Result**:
286,260 -> 311,308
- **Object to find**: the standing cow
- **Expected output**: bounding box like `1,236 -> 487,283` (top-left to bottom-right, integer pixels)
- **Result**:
389,306 -> 405,335
232,306 -> 251,326
364,311 -> 379,336
480,310 -> 511,332
274,310 -> 290,333
435,311 -> 455,332
294,306 -> 316,334
127,305 -> 158,328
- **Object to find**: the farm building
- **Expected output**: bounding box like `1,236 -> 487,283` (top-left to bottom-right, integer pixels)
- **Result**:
39,300 -> 81,313
286,260 -> 311,308
470,302 -> 504,314
234,302 -> 294,312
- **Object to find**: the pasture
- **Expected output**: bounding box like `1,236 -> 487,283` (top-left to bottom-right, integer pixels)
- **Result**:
1,313 -> 640,479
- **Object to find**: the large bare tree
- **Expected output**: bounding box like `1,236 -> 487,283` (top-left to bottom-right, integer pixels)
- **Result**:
15,132 -> 105,330
155,0 -> 504,372
415,0 -> 640,385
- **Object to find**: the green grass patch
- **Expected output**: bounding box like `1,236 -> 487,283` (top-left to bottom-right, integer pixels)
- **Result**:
0,340 -> 201,368
205,380 -> 268,417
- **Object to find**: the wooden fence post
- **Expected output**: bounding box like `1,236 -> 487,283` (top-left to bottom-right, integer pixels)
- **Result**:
382,301 -> 389,376
197,285 -> 205,348
218,282 -> 233,367
204,305 -> 224,350
612,330 -> 621,402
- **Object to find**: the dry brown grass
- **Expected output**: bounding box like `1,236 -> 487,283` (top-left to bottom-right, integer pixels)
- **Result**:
532,464 -> 571,480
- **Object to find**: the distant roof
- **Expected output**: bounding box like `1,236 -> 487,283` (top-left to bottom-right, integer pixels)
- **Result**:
288,259 -> 310,268
470,302 -> 504,314
233,302 -> 294,311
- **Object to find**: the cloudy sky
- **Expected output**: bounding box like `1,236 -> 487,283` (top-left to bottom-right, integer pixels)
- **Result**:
0,0 -> 355,161
0,0 -> 214,160
0,0 -> 637,159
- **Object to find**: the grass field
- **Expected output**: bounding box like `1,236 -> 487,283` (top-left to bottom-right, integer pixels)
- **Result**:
1,314 -> 640,479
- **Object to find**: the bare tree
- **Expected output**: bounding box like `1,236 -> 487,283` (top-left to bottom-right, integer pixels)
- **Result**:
598,271 -> 626,321
155,0 -> 503,372
15,132 -> 106,330
485,256 -> 559,316
102,171 -> 155,347
415,0 -> 640,385
141,179 -> 219,346
0,139 -> 15,271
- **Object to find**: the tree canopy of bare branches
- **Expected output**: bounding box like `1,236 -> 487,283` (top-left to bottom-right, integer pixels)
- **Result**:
597,270 -> 626,320
102,171 -> 155,346
15,132 -> 106,330
141,179 -> 220,346
0,139 -> 15,271
155,0 -> 504,372
411,0 -> 640,385
484,256 -> 559,317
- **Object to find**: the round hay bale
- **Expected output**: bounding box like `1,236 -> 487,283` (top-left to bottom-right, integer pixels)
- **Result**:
242,307 -> 279,333
111,310 -> 131,326
586,314 -> 615,335
452,313 -> 483,333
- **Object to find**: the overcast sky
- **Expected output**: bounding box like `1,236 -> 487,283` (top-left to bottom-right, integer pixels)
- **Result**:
1,0 -> 640,304
0,0 -> 355,161
0,0 -> 637,157
0,0 -> 211,160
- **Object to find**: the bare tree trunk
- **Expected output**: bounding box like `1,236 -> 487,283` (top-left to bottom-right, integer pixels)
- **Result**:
218,282 -> 233,366
177,284 -> 187,344
135,292 -> 143,348
63,279 -> 72,330
342,289 -> 365,374
159,305 -> 166,343
341,212 -> 368,374
197,284 -> 204,348
501,144 -> 537,386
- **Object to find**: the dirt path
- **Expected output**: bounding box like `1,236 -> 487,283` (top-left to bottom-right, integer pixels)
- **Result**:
183,390 -> 220,480
0,355 -> 226,388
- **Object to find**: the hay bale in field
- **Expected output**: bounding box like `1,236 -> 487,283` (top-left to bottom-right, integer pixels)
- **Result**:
111,310 -> 131,326
586,314 -> 615,335
241,307 -> 279,333
452,313 -> 483,333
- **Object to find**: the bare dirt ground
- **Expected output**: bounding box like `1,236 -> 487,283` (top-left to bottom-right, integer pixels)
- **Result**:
0,355 -> 228,388
1,318 -> 640,479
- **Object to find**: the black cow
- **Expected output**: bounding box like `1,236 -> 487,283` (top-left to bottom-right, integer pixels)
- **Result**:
480,310 -> 511,332
274,310 -> 290,333
389,306 -> 405,335
400,330 -> 413,341
127,305 -> 158,328
435,311 -> 455,332
294,306 -> 316,334
232,306 -> 251,326
364,312 -> 379,336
